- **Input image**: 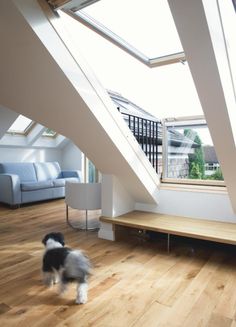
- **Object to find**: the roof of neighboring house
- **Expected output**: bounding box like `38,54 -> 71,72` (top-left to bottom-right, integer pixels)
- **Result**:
108,90 -> 159,121
203,146 -> 218,163
108,90 -> 199,148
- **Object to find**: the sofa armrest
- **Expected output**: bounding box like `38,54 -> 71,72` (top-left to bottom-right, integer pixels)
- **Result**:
0,174 -> 21,205
61,170 -> 81,180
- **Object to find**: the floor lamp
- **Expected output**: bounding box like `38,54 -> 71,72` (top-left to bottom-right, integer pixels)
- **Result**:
65,181 -> 101,231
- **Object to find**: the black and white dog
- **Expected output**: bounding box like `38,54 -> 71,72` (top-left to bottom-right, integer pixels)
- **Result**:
42,232 -> 91,304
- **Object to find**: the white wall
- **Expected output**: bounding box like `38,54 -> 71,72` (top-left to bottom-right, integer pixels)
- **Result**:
101,174 -> 135,217
0,147 -> 61,164
61,142 -> 82,170
135,188 -> 236,223
0,107 -> 19,139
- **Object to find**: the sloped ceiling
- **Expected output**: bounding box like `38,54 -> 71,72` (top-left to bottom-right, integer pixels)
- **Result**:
0,0 -> 159,205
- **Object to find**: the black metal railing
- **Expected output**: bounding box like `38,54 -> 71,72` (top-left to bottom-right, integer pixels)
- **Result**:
119,110 -> 161,173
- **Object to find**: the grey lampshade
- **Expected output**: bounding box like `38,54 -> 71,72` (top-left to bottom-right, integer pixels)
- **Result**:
65,181 -> 101,210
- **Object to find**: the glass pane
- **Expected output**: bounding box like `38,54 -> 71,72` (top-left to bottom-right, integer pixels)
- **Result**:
88,160 -> 99,182
80,0 -> 183,58
42,128 -> 57,137
166,123 -> 223,181
8,115 -> 33,134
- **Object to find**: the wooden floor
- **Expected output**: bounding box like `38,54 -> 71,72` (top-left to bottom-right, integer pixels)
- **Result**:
1,200 -> 236,327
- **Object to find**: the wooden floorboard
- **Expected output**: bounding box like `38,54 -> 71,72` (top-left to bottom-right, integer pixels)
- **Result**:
100,211 -> 236,245
1,200 -> 236,326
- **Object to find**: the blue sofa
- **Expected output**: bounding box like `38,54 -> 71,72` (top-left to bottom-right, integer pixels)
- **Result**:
0,162 -> 80,207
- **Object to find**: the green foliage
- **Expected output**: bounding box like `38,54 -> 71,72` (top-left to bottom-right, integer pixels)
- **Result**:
208,168 -> 224,181
184,129 -> 205,179
189,162 -> 202,179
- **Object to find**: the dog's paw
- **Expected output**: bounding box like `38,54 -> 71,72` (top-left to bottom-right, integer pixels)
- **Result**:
43,278 -> 53,287
75,295 -> 87,304
53,277 -> 59,284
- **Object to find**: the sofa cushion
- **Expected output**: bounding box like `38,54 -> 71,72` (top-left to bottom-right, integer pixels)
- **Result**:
53,178 -> 65,187
34,162 -> 61,181
0,162 -> 37,182
21,180 -> 54,191
53,177 -> 80,188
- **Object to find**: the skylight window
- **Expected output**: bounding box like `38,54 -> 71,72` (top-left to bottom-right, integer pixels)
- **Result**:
7,115 -> 34,135
64,0 -> 185,66
59,10 -> 203,118
42,128 -> 57,137
80,0 -> 183,59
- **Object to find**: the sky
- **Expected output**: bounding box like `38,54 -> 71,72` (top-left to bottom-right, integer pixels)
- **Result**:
59,0 -> 235,120
176,127 -> 214,146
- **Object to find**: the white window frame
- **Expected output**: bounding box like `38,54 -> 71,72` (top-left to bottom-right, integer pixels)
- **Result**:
62,9 -> 186,68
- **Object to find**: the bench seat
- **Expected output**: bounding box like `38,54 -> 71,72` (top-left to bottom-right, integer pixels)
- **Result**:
100,211 -> 236,250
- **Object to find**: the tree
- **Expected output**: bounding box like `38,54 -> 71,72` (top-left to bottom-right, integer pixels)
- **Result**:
184,129 -> 205,179
209,168 -> 224,180
189,162 -> 202,179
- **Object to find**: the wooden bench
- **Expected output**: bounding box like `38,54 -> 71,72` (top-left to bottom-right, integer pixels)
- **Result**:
100,211 -> 236,252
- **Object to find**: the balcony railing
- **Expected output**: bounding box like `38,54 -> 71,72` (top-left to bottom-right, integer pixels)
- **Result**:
119,109 -> 161,173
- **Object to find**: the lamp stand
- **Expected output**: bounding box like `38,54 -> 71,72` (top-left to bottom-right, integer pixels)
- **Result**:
66,205 -> 98,231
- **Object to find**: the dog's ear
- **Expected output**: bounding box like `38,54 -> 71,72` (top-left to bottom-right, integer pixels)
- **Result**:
55,232 -> 65,246
42,234 -> 49,245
